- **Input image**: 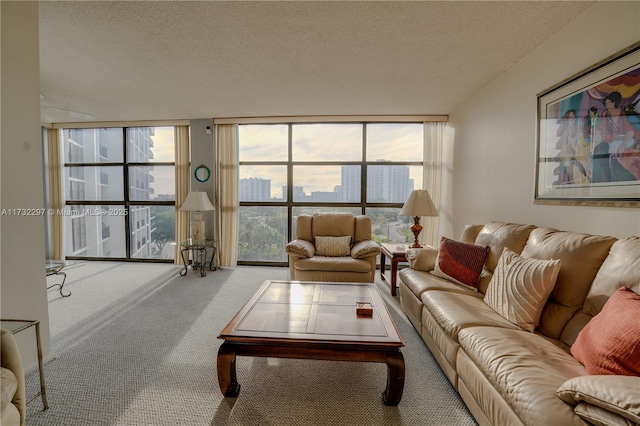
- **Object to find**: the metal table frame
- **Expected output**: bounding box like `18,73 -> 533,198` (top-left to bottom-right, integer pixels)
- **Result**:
179,239 -> 218,277
46,262 -> 71,297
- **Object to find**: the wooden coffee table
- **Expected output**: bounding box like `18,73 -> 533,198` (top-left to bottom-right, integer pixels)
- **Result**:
217,280 -> 405,405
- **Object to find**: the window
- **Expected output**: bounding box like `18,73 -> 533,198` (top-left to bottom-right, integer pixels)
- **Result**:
62,126 -> 176,261
238,122 -> 424,265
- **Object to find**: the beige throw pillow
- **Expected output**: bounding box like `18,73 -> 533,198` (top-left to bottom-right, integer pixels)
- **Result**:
484,248 -> 561,332
315,236 -> 351,257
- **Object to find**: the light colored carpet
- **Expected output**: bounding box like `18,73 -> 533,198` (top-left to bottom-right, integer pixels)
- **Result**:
27,264 -> 476,425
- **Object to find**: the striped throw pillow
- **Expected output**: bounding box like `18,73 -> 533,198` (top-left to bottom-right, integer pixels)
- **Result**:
315,236 -> 352,257
484,248 -> 561,332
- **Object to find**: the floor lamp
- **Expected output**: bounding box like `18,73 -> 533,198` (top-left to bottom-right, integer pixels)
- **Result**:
180,191 -> 215,242
399,189 -> 438,248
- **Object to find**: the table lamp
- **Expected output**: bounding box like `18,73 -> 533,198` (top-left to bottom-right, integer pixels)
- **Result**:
180,191 -> 215,241
399,189 -> 438,248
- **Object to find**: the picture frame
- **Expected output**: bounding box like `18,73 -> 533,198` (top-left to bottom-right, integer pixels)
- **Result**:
534,42 -> 640,207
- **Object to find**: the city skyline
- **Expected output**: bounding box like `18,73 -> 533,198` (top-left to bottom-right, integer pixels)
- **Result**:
240,163 -> 415,202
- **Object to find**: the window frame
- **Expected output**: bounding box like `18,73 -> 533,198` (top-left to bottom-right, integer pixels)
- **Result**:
63,127 -> 176,263
238,121 -> 423,266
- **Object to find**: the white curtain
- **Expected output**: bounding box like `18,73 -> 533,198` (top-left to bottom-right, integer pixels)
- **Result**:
421,121 -> 445,248
174,126 -> 190,264
215,124 -> 239,267
47,128 -> 64,260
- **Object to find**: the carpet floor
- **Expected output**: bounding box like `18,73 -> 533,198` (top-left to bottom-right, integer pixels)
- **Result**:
27,264 -> 476,425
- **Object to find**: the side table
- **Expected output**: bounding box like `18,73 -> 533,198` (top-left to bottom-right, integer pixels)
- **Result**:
46,261 -> 71,297
0,319 -> 49,410
380,243 -> 408,296
179,239 -> 218,277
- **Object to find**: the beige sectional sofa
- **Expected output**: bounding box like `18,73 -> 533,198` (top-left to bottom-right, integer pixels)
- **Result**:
398,222 -> 640,426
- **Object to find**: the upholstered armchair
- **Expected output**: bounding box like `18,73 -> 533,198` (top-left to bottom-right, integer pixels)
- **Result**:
286,213 -> 381,283
1,328 -> 25,426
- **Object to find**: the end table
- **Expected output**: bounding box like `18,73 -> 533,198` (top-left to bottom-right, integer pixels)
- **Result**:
179,239 -> 218,277
380,243 -> 408,296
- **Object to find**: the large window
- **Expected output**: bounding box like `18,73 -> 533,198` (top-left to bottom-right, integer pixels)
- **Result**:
62,127 -> 176,261
238,122 -> 424,265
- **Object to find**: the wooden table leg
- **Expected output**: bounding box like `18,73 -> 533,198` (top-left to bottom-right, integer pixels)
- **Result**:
390,258 -> 400,296
217,342 -> 241,397
383,350 -> 405,406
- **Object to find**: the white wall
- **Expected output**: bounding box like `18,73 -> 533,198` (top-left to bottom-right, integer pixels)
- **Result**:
448,2 -> 640,239
1,1 -> 52,370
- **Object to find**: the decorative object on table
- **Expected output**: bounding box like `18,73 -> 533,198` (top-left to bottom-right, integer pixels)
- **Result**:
355,302 -> 373,317
194,165 -> 211,183
399,189 -> 438,248
535,41 -> 640,207
179,191 -> 214,241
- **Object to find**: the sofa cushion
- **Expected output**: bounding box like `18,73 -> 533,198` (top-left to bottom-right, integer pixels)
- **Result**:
474,222 -> 536,272
315,235 -> 351,257
400,269 -> 483,300
0,367 -> 17,411
484,248 -> 561,332
432,237 -> 489,290
312,213 -> 355,238
520,228 -> 617,343
421,290 -> 519,343
570,287 -> 640,376
584,237 -> 640,315
557,375 -> 640,426
458,326 -> 587,426
562,237 -> 640,350
294,256 -> 371,273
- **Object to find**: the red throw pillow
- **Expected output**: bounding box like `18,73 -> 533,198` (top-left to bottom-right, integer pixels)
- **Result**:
432,237 -> 489,290
571,287 -> 640,376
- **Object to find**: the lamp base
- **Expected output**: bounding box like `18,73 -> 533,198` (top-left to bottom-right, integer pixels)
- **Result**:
191,212 -> 206,242
410,216 -> 423,248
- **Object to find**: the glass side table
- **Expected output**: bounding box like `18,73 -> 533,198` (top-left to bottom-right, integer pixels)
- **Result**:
0,319 -> 49,410
46,261 -> 70,297
179,239 -> 218,277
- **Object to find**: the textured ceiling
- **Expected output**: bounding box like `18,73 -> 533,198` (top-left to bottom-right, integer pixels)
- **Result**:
38,1 -> 594,123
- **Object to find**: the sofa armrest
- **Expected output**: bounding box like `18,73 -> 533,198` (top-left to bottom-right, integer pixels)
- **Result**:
557,375 -> 640,425
406,247 -> 438,271
350,240 -> 380,259
285,239 -> 315,258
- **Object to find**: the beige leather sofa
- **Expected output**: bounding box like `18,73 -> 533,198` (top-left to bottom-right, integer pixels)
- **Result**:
398,222 -> 640,426
286,213 -> 381,283
1,328 -> 25,426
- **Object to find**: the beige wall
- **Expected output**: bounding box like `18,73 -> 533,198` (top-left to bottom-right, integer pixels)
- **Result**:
447,2 -> 640,239
1,1 -> 51,370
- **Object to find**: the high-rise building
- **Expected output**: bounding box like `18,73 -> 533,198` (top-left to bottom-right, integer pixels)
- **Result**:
240,177 -> 271,201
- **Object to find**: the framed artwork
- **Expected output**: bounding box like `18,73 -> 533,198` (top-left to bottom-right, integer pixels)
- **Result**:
535,42 -> 640,207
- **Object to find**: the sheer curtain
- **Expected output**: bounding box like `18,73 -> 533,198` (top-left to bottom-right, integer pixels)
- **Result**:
421,121 -> 445,248
174,126 -> 190,264
47,128 -> 64,260
215,124 -> 239,267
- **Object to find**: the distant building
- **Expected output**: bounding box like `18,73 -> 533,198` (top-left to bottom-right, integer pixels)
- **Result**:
240,177 -> 271,201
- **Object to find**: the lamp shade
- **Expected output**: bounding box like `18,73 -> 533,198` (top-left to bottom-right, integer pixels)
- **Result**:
399,190 -> 438,217
179,191 -> 214,212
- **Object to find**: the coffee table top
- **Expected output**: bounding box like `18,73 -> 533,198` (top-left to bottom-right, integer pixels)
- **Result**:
219,280 -> 403,348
